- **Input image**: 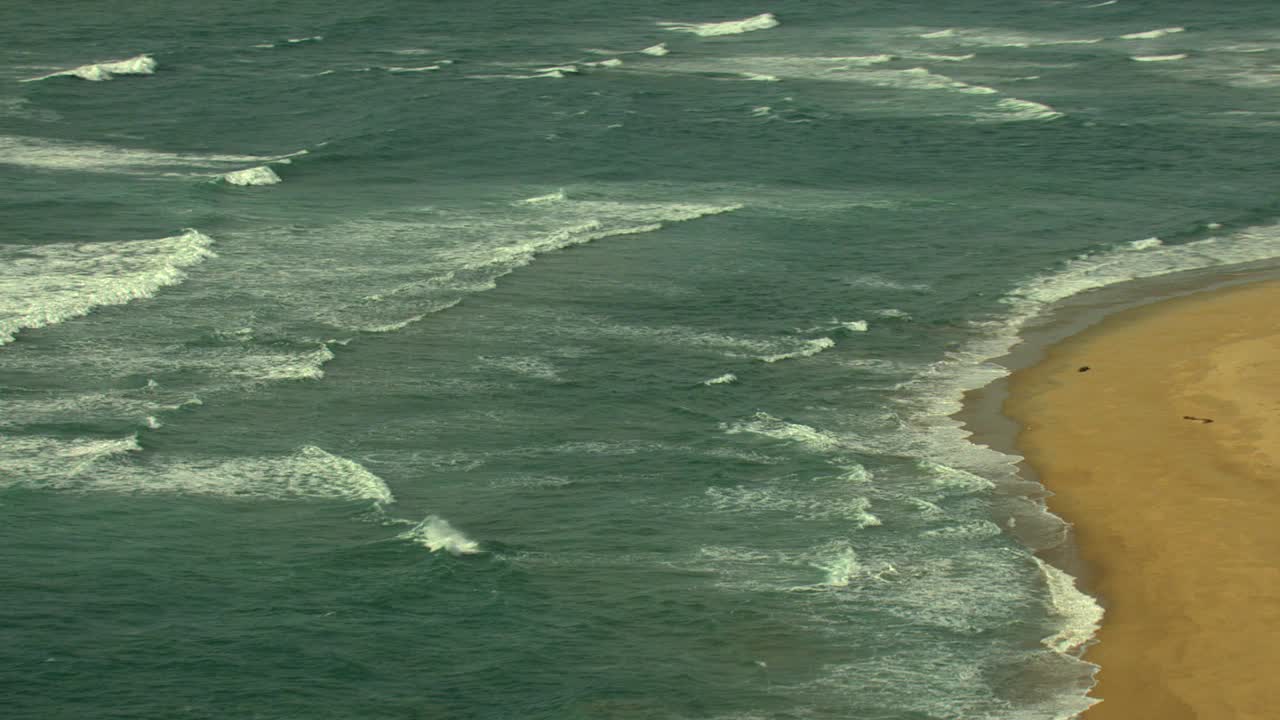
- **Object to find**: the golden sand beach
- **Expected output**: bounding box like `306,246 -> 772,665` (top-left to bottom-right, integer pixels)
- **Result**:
1006,280 -> 1280,718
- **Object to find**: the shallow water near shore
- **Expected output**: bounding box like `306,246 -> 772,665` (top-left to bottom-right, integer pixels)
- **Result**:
5,1 -> 1280,718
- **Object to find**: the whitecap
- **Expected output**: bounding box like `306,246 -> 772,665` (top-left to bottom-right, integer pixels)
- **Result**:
22,54 -> 156,82
723,412 -> 844,453
841,320 -> 869,332
980,97 -> 1064,122
386,65 -> 441,72
1128,236 -> 1163,250
0,134 -> 303,174
518,189 -> 567,204
221,166 -> 282,186
705,485 -> 881,525
641,43 -> 670,56
759,337 -> 835,363
0,229 -> 215,346
702,373 -> 738,386
659,12 -> 779,37
398,514 -> 481,555
1120,27 -> 1185,40
0,439 -> 393,503
1131,53 -> 1187,62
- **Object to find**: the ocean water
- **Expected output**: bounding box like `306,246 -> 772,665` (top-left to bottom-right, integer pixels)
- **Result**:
5,1 -> 1280,718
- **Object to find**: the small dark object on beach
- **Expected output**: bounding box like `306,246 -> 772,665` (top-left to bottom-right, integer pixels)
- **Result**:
1078,366 -> 1091,372
1182,415 -> 1214,424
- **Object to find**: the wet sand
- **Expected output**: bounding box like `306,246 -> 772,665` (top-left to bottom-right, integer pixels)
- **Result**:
1006,280 -> 1280,719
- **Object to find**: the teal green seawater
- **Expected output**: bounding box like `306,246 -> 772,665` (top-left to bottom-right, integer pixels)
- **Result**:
5,2 -> 1280,718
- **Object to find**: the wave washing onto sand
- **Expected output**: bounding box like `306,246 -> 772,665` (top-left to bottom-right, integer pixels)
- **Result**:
1036,558 -> 1105,654
21,54 -> 156,82
397,515 -> 481,555
659,12 -> 779,37
0,229 -> 215,346
0,134 -> 305,174
876,222 -> 1280,692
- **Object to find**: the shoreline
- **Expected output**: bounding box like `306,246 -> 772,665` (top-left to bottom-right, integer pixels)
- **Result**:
997,279 -> 1280,718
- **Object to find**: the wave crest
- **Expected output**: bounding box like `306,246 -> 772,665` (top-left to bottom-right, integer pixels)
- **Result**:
23,54 -> 156,82
0,229 -> 215,346
659,12 -> 779,37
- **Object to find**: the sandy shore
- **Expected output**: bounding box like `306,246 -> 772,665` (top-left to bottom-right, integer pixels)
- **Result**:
1006,280 -> 1280,719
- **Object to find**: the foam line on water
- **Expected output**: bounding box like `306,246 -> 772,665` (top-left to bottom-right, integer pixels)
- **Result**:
0,135 -> 304,173
658,13 -> 780,37
1131,54 -> 1187,62
0,229 -> 215,346
759,337 -> 835,362
1120,27 -> 1185,40
0,439 -> 395,503
21,54 -> 156,82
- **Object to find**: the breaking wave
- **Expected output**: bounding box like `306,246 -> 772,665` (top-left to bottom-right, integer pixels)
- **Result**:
398,514 -> 481,555
1120,27 -> 1185,40
221,166 -> 282,186
659,12 -> 780,37
0,229 -> 216,346
22,54 -> 156,82
760,337 -> 835,362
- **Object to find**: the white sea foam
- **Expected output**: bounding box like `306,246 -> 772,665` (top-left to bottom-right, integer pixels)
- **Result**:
0,135 -> 303,174
22,54 -> 156,82
918,28 -> 1101,48
981,97 -> 1064,122
585,58 -> 624,69
287,36 -> 323,44
1121,27 -> 1185,40
813,545 -> 863,587
703,373 -> 738,386
221,166 -> 282,186
1128,236 -> 1163,250
398,515 -> 480,555
1131,53 -> 1187,62
859,67 -> 997,94
841,320 -> 869,332
705,485 -> 881,525
1036,557 -> 1104,655
724,412 -> 844,453
910,53 -> 975,62
481,355 -> 561,381
0,229 -> 215,346
641,43 -> 670,56
759,337 -> 835,363
386,65 -> 441,72
659,12 -> 779,37
519,189 -> 567,204
0,439 -> 392,503
1085,0 -> 1118,6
